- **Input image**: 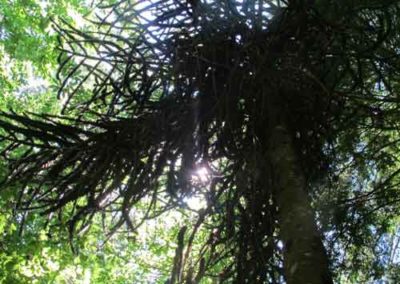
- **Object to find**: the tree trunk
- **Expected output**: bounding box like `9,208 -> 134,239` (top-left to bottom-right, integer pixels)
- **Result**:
265,115 -> 333,284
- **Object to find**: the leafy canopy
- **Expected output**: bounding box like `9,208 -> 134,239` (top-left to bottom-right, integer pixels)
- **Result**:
1,0 -> 400,283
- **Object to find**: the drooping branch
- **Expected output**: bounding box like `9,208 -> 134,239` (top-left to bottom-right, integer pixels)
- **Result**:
2,0 -> 400,282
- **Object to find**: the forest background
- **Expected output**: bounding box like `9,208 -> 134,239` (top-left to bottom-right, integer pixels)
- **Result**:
0,1 -> 400,283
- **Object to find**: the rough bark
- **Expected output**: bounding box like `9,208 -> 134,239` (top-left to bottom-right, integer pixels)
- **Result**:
266,116 -> 333,284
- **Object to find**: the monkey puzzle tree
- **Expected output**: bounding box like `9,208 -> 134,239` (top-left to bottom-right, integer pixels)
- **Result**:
1,0 -> 400,283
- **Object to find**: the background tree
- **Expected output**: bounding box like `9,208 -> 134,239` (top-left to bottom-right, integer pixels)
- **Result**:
1,0 -> 400,283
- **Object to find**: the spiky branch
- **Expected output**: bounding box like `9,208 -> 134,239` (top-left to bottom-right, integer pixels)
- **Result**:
2,0 -> 400,282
